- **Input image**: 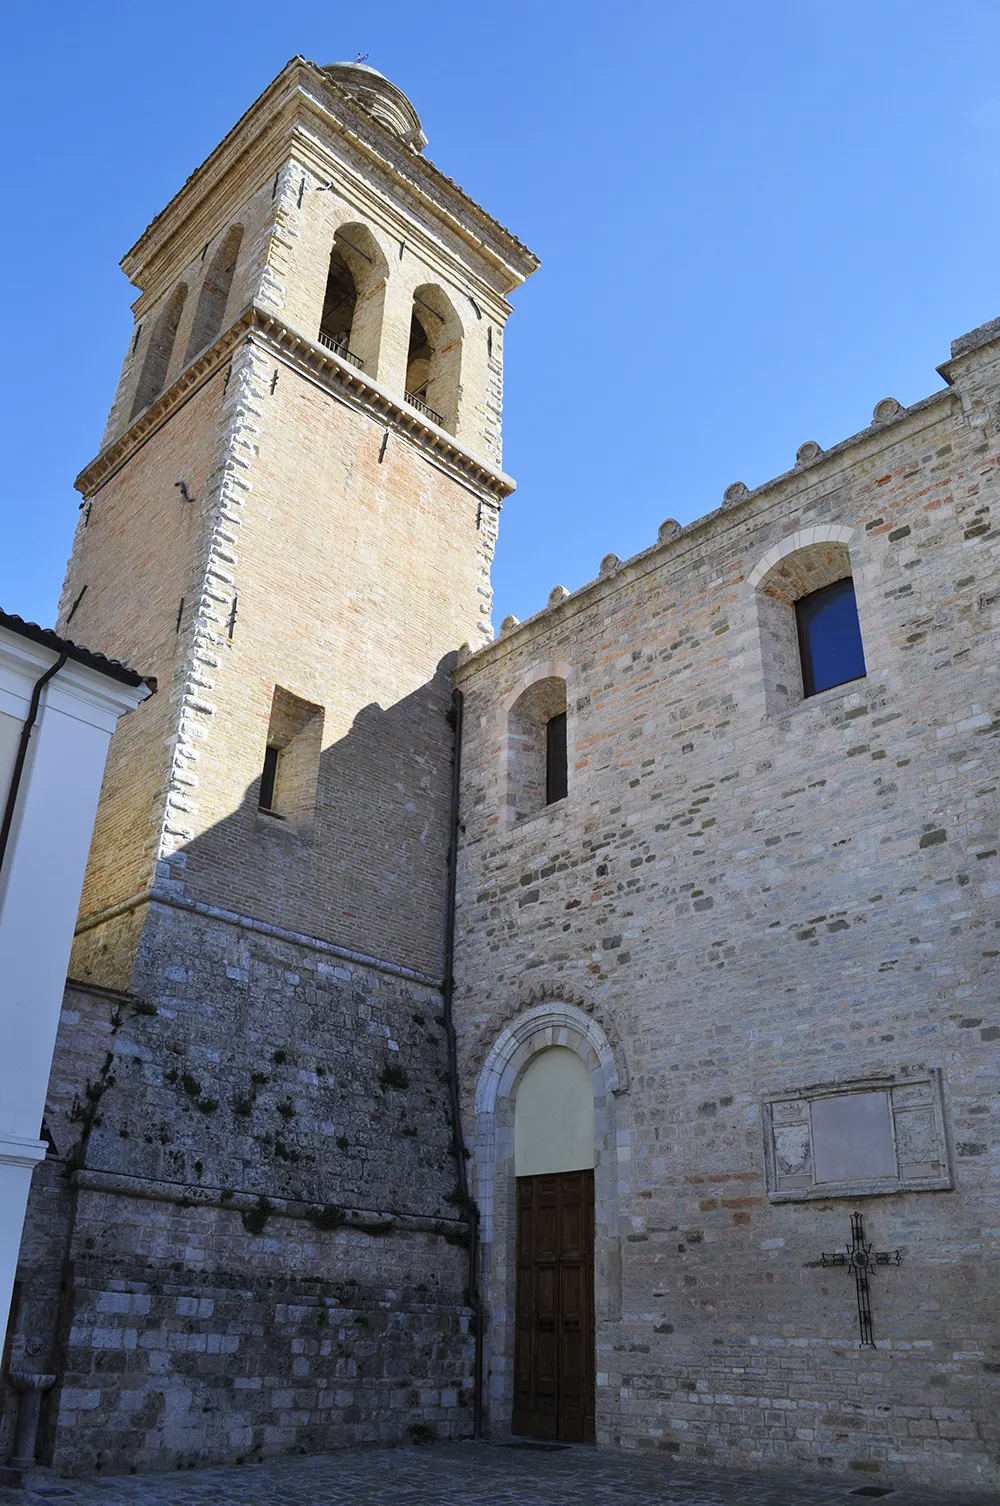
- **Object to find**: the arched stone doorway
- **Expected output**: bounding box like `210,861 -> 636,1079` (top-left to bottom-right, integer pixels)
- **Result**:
473,1000 -> 626,1442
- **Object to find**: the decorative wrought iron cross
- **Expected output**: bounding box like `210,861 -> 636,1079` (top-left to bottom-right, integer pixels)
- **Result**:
821,1211 -> 900,1347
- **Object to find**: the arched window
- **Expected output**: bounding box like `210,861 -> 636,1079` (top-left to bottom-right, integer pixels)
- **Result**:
130,284 -> 186,419
184,226 -> 243,363
405,284 -> 462,433
317,224 -> 387,373
753,535 -> 866,712
507,676 -> 568,821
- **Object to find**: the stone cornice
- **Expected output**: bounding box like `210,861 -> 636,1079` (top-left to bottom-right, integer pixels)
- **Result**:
74,305 -> 516,504
456,384 -> 960,682
122,57 -> 537,303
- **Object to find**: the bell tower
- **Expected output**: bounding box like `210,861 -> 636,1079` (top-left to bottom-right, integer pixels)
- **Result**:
17,58 -> 537,1474
62,56 -> 537,988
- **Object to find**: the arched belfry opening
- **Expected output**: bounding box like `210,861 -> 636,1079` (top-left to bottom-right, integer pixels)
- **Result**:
131,283 -> 186,419
318,224 -> 388,374
185,225 -> 243,363
318,245 -> 357,356
405,284 -> 462,433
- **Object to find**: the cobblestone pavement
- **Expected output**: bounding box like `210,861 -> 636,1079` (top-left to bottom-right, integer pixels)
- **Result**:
1,1442 -> 995,1506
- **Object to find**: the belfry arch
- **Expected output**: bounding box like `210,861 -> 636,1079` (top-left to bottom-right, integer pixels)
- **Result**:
318,223 -> 389,374
405,283 -> 463,432
131,283 -> 187,419
185,225 -> 243,362
473,998 -> 626,1440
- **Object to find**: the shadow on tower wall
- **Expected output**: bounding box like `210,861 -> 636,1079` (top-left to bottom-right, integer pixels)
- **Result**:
4,655 -> 478,1475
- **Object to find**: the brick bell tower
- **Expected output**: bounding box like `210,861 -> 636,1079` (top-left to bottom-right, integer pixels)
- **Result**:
12,59 -> 537,1473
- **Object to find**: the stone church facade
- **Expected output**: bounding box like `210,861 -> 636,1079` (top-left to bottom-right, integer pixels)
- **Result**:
2,55 -> 998,1498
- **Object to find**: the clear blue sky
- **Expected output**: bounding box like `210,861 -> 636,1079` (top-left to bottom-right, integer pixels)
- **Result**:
3,1 -> 1000,633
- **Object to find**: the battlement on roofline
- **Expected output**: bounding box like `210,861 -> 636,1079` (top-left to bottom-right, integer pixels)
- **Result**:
456,311 -> 1000,674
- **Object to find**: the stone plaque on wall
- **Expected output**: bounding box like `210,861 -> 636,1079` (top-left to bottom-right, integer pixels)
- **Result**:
763,1069 -> 951,1201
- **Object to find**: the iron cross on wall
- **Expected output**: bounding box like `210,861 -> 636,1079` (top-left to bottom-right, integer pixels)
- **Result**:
821,1211 -> 900,1347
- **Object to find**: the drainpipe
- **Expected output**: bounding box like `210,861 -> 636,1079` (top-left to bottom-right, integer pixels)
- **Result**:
441,686 -> 486,1437
0,652 -> 68,882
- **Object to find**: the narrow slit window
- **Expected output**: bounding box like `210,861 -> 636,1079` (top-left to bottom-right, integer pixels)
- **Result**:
546,712 -> 568,804
257,687 -> 324,835
259,744 -> 281,813
795,577 -> 866,698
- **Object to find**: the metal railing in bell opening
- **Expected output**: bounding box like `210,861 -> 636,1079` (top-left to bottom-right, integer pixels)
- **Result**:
317,331 -> 364,369
405,390 -> 444,426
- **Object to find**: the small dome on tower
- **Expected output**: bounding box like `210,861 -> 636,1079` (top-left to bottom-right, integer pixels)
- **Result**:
321,61 -> 428,152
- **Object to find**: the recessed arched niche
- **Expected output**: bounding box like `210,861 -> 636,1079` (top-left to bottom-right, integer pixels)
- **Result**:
514,1046 -> 595,1177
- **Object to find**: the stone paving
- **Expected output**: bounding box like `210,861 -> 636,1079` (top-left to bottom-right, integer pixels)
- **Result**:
1,1443 -> 995,1506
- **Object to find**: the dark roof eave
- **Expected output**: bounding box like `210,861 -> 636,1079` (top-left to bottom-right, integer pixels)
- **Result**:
0,609 -> 151,690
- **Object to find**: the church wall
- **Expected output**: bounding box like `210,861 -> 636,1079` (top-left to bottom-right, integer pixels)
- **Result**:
453,333 -> 1000,1493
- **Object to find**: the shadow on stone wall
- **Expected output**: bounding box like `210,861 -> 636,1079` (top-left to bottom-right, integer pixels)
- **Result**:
5,655 -> 477,1476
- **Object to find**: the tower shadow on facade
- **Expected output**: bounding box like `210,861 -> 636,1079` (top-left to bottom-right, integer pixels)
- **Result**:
10,659 -> 482,1476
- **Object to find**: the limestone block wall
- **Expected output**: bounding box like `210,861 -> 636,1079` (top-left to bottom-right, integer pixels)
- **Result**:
9,918 -> 474,1475
452,326 -> 1000,1493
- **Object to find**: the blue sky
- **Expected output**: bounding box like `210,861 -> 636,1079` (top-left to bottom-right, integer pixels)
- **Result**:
3,1 -> 1000,632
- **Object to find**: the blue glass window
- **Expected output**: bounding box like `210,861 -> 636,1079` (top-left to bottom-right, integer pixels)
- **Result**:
795,577 -> 866,697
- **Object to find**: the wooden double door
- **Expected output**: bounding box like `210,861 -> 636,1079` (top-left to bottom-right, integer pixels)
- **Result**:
512,1169 -> 595,1442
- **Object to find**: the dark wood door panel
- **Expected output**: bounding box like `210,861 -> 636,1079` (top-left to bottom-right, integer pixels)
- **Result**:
512,1169 -> 595,1443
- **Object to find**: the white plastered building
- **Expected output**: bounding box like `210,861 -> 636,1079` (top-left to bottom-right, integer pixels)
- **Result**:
0,612 -> 150,1356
